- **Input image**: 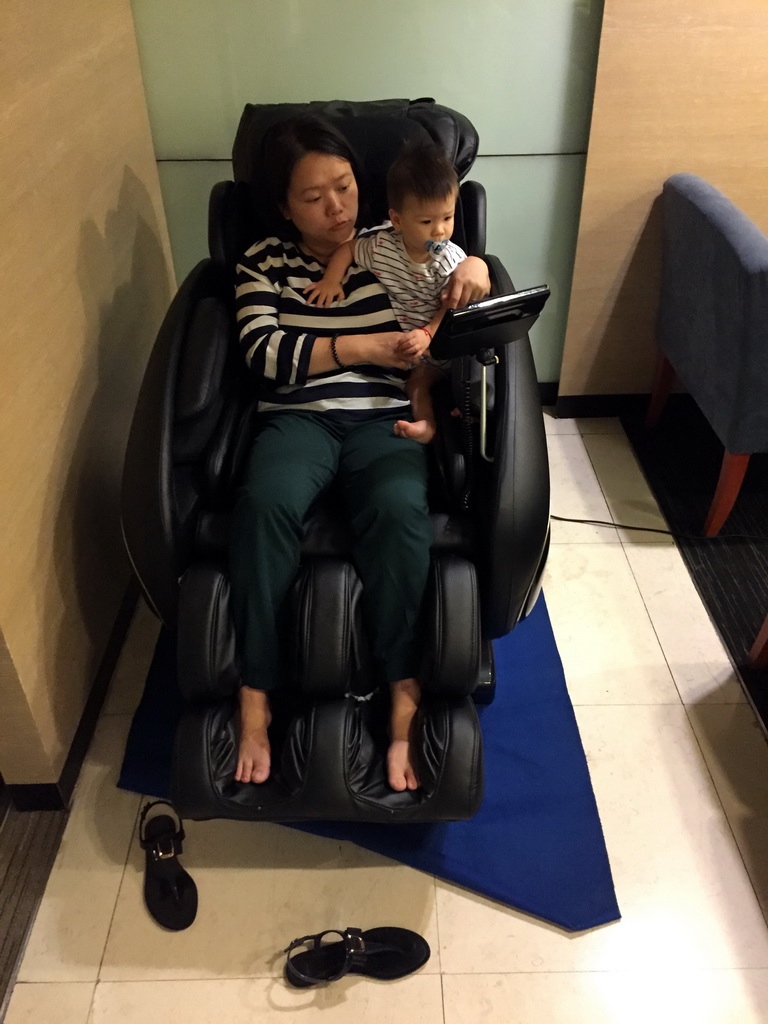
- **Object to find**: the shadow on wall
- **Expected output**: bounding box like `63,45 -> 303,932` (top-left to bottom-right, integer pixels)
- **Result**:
582,193 -> 663,395
534,153 -> 589,384
516,0 -> 601,383
558,0 -> 605,151
36,166 -> 173,752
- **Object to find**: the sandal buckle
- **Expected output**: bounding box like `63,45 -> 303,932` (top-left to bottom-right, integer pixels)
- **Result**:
345,930 -> 365,954
152,836 -> 177,860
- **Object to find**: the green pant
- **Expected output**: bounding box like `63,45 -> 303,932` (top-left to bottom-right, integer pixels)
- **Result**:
229,410 -> 431,691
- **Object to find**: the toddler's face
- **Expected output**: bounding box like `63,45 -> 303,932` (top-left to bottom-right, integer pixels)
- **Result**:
390,191 -> 456,261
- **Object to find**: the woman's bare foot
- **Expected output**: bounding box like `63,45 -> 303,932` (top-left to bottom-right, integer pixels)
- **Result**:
235,686 -> 272,784
387,678 -> 421,791
393,419 -> 436,444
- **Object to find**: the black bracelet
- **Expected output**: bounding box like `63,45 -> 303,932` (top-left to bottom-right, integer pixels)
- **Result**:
330,335 -> 352,370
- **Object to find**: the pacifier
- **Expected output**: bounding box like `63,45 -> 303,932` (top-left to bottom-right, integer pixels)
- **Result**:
424,239 -> 449,255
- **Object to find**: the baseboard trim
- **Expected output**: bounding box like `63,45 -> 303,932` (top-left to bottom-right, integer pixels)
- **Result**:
0,776 -> 11,830
7,784 -> 67,813
538,381 -> 559,406
7,579 -> 140,812
554,393 -> 649,419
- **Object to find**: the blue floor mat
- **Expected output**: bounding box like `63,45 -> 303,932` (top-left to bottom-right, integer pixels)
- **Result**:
118,594 -> 620,932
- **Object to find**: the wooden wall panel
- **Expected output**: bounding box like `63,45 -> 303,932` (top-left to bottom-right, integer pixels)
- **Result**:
0,0 -> 175,783
559,0 -> 768,398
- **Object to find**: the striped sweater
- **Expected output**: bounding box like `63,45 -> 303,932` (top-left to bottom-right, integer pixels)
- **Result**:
235,236 -> 409,415
354,228 -> 466,331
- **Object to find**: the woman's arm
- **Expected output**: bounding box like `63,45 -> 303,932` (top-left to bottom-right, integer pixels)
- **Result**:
235,241 -> 417,382
307,331 -> 418,374
235,243 -> 318,387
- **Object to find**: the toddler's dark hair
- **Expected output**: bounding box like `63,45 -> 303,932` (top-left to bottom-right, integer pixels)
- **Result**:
386,141 -> 459,211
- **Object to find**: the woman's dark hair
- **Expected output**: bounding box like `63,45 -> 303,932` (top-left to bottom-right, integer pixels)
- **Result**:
386,141 -> 459,211
259,114 -> 365,239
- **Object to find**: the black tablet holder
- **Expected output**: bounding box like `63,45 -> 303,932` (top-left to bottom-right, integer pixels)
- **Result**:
429,286 -> 550,463
429,285 -> 550,361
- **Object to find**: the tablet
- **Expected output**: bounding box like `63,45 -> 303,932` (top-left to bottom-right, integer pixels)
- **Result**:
429,285 -> 550,360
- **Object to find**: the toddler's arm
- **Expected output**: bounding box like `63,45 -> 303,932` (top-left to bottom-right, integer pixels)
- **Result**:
304,240 -> 356,306
397,308 -> 448,360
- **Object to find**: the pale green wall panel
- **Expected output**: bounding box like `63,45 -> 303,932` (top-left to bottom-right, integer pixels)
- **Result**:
156,161 -> 232,282
131,0 -> 603,160
157,153 -> 584,382
134,0 -> 602,381
472,154 -> 587,383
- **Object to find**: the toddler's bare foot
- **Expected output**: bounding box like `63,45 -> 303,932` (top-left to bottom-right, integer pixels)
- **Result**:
387,678 -> 421,791
393,419 -> 436,445
235,686 -> 272,784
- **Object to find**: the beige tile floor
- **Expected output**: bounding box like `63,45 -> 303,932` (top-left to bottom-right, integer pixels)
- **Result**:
7,412 -> 768,1023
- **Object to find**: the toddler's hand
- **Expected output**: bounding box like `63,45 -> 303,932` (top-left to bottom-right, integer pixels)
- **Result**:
304,279 -> 344,307
397,328 -> 431,359
441,256 -> 491,309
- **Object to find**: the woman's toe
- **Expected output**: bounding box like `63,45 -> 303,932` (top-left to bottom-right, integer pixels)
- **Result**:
388,741 -> 415,791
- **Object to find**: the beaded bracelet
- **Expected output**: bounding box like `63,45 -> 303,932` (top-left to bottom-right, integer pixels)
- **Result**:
330,335 -> 352,370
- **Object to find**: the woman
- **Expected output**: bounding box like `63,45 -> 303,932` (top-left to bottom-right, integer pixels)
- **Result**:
230,114 -> 490,792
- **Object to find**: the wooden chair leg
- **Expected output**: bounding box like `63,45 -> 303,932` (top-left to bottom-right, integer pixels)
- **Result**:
645,350 -> 676,429
703,451 -> 750,537
749,613 -> 768,669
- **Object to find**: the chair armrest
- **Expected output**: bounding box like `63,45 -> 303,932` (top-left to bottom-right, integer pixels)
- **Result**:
475,255 -> 551,637
121,259 -> 230,627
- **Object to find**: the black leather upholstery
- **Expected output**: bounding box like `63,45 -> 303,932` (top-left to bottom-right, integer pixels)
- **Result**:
122,99 -> 550,824
212,98 -> 481,269
231,98 -> 478,237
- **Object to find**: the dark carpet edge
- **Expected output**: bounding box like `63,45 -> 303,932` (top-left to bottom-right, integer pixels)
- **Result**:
621,396 -> 768,730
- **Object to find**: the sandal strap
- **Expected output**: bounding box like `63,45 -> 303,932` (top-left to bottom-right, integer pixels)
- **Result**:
138,800 -> 186,857
284,927 -> 369,985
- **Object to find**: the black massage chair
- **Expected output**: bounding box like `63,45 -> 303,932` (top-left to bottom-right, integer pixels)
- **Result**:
121,98 -> 550,823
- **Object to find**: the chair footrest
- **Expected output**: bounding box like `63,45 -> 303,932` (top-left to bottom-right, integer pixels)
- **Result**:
171,695 -> 484,823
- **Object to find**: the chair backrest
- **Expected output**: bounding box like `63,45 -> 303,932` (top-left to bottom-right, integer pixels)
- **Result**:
659,173 -> 768,452
216,98 -> 481,267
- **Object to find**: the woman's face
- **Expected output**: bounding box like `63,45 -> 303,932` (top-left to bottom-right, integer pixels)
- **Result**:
281,152 -> 359,257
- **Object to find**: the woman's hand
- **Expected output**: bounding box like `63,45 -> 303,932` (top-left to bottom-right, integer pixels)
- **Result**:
441,255 -> 491,309
355,332 -> 415,370
310,332 -> 415,375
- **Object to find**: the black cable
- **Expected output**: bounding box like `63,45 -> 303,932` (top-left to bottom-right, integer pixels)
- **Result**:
459,360 -> 474,512
550,514 -> 767,543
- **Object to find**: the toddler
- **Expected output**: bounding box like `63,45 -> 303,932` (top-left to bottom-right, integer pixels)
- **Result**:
305,142 -> 467,443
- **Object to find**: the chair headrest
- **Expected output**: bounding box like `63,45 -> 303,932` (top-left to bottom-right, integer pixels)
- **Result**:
231,98 -> 479,235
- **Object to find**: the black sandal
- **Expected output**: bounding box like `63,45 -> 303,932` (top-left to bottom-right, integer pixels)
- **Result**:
138,800 -> 198,931
284,926 -> 430,987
